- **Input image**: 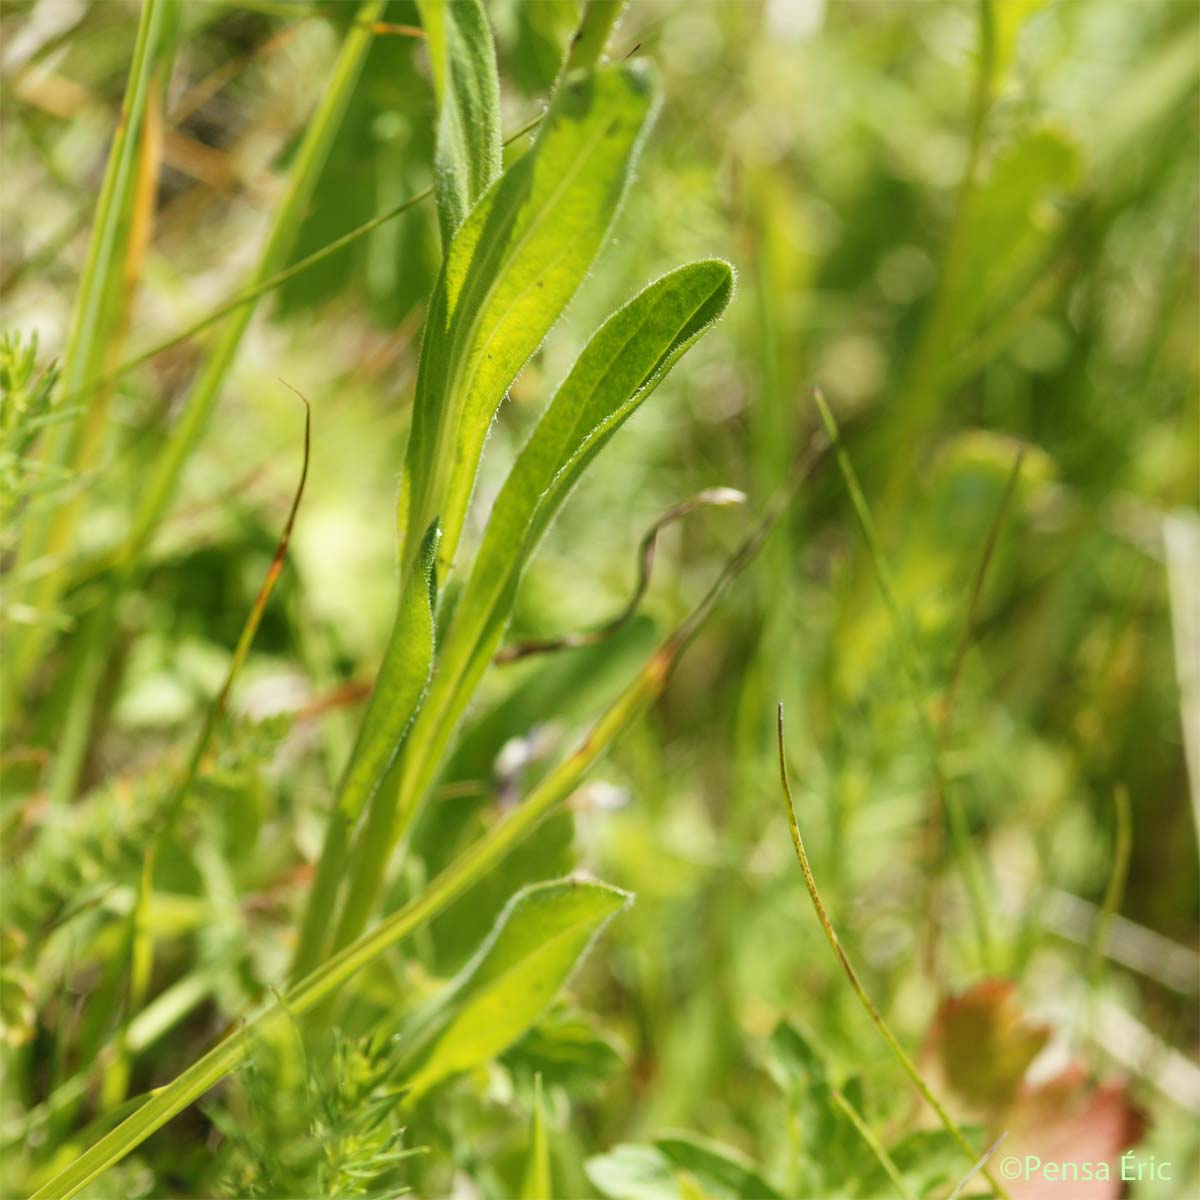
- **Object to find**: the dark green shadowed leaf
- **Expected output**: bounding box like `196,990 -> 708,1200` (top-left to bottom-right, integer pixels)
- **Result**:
397,60 -> 661,579
399,878 -> 631,1097
392,259 -> 734,841
417,0 -> 502,246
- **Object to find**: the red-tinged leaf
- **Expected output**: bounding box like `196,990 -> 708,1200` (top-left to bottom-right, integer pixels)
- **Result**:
926,980 -> 1050,1113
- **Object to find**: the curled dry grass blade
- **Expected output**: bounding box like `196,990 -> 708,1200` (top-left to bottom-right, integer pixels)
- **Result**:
160,382 -> 311,841
495,486 -> 747,663
31,452 -> 814,1200
776,703 -> 1009,1199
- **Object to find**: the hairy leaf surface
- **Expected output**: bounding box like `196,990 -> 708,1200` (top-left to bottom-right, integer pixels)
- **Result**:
398,61 -> 660,579
417,0 -> 502,245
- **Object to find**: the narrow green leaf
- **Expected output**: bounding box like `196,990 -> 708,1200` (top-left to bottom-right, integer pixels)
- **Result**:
4,0 -> 179,716
400,878 -> 631,1098
291,521 -> 439,981
398,60 -> 660,580
393,260 -> 734,845
417,0 -> 502,246
337,521 -> 440,824
520,1074 -> 552,1200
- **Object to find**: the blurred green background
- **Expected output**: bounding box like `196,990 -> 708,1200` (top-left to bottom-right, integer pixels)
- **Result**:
2,0 -> 1197,1196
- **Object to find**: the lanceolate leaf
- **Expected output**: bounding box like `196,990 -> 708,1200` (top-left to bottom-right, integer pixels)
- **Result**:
336,521 -> 440,823
399,879 -> 631,1098
290,522 -> 438,981
398,61 -> 660,580
393,259 -> 734,842
417,0 -> 502,246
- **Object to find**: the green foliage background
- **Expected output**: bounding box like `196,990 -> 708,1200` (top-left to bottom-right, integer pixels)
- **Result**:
2,0 -> 1197,1196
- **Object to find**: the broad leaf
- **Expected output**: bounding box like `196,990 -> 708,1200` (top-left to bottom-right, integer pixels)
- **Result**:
397,60 -> 660,579
655,1134 -> 782,1200
587,1144 -> 681,1200
400,878 -> 630,1097
394,260 -> 734,837
503,1006 -> 625,1090
417,0 -> 502,246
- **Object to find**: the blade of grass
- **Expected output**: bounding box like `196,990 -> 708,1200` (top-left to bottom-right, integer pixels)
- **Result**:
827,1088 -> 914,1200
39,0 -> 387,805
775,703 -> 1008,1200
5,0 -> 179,716
924,448 -> 1024,973
33,444 -> 819,1200
948,1131 -> 1008,1200
1086,785 -> 1133,992
813,388 -> 993,969
879,0 -> 1000,510
521,1074 -> 551,1200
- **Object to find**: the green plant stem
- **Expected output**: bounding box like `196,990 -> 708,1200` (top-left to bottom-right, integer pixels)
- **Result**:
881,0 -> 996,510
829,1088 -> 914,1200
814,389 -> 993,969
776,704 -> 1008,1200
1086,785 -> 1133,992
923,448 -> 1024,974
